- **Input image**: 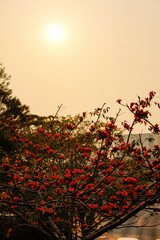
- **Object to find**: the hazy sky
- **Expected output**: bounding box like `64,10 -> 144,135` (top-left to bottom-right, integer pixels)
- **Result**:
1,0 -> 160,131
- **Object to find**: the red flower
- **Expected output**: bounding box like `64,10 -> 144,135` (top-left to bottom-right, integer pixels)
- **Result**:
48,196 -> 53,200
43,208 -> 56,216
11,205 -> 17,208
65,124 -> 76,130
2,163 -> 10,171
79,117 -> 83,122
101,205 -> 109,211
37,128 -> 44,133
149,124 -> 160,133
13,196 -> 19,202
69,187 -> 74,192
53,166 -> 58,171
56,188 -> 61,194
36,158 -> 41,163
82,223 -> 89,229
3,194 -> 9,199
122,190 -> 128,197
149,90 -> 156,100
116,99 -> 122,104
122,122 -> 131,131
65,171 -> 71,178
89,204 -> 98,209
90,125 -> 95,131
54,134 -> 60,138
40,185 -> 45,190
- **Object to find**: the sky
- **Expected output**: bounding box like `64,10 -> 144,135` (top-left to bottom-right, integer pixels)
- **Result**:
1,0 -> 160,132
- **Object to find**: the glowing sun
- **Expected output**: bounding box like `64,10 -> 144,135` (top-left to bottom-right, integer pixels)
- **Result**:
46,24 -> 65,42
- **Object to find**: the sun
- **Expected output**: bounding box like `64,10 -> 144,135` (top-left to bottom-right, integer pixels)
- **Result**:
46,24 -> 65,42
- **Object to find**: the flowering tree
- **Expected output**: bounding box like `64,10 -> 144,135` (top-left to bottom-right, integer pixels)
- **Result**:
0,91 -> 160,240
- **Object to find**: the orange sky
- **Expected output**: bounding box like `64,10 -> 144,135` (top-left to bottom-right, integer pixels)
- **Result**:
1,0 -> 160,132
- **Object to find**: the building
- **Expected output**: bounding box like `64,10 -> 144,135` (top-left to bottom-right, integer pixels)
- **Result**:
123,133 -> 160,150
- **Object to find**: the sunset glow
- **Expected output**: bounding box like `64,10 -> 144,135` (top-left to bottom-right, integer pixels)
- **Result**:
1,0 -> 160,129
46,24 -> 65,42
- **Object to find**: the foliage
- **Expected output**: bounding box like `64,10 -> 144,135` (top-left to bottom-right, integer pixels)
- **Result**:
0,63 -> 29,120
0,64 -> 29,157
1,90 -> 160,240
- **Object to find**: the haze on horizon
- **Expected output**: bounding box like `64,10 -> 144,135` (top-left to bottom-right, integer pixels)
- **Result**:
1,0 -> 160,132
